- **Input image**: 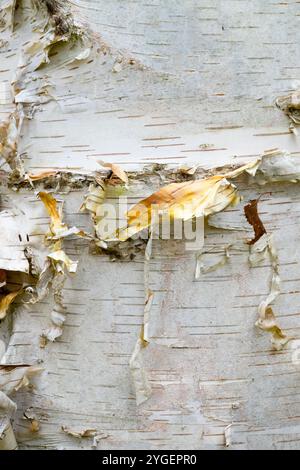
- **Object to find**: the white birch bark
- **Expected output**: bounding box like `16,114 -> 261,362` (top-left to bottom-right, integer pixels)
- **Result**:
1,0 -> 300,450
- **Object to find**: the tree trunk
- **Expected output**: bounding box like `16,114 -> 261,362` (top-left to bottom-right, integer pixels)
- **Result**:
1,0 -> 300,450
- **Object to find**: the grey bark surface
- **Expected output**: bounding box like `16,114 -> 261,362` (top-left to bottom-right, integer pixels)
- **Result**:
1,0 -> 300,450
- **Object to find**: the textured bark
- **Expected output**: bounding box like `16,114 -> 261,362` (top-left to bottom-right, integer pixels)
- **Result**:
1,0 -> 300,450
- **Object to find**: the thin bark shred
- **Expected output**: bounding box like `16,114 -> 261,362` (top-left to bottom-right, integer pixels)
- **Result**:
244,198 -> 266,245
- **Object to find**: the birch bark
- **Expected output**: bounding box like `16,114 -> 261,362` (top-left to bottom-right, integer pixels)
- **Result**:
1,0 -> 300,450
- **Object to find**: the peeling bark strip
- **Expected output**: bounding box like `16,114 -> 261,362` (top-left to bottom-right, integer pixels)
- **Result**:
2,0 -> 300,450
249,233 -> 289,350
37,0 -> 83,37
0,365 -> 42,449
0,110 -> 24,176
244,198 -> 266,245
37,192 -> 83,344
110,150 -> 300,244
276,90 -> 300,132
0,420 -> 18,450
0,290 -> 21,320
61,426 -> 97,439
